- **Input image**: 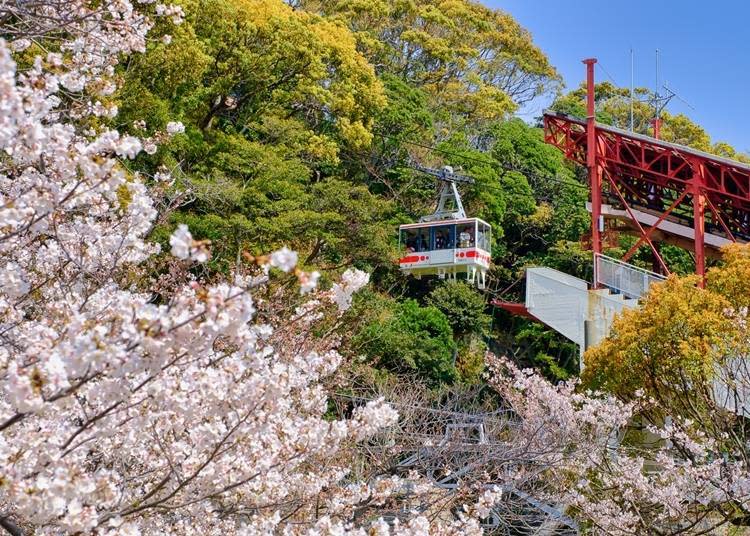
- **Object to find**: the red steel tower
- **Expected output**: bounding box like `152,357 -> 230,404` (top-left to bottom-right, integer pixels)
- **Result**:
543,59 -> 750,285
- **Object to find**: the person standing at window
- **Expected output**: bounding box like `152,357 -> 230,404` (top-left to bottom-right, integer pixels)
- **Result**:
435,231 -> 445,249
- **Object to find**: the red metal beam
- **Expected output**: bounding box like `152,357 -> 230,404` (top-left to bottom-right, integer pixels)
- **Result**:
491,300 -> 537,320
652,117 -> 662,140
704,195 -> 736,242
621,188 -> 689,263
605,174 -> 671,275
543,110 -> 749,278
584,58 -> 602,264
692,158 -> 706,285
544,113 -> 750,209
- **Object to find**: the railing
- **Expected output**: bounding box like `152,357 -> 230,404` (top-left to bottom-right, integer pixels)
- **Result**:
594,253 -> 666,300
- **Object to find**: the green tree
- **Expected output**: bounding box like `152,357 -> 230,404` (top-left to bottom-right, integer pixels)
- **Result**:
113,0 -> 596,389
355,298 -> 458,385
514,322 -> 578,381
117,0 -> 393,268
355,75 -> 438,211
485,119 -> 589,271
426,281 -> 492,383
551,81 -> 659,134
659,112 -> 711,151
426,281 -> 490,338
298,0 -> 560,129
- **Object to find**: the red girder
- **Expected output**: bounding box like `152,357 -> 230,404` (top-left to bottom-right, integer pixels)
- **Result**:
544,113 -> 750,220
491,300 -> 536,320
543,111 -> 750,279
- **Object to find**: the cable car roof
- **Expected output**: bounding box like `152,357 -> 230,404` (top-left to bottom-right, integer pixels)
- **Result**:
399,217 -> 490,230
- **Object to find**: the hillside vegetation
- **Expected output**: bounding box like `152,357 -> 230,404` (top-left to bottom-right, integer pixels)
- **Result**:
111,0 -> 750,384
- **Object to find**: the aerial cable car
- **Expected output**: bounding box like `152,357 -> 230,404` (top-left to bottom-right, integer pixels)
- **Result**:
399,164 -> 492,289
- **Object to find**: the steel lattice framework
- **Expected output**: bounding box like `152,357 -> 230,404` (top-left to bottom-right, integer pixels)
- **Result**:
331,393 -> 578,534
543,59 -> 750,282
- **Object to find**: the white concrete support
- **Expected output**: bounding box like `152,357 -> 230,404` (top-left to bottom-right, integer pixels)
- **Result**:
526,268 -> 588,347
524,259 -> 750,419
524,267 -> 639,369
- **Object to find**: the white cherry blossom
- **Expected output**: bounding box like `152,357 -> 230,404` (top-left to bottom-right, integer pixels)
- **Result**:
170,223 -> 192,259
299,270 -> 321,294
330,268 -> 369,311
166,120 -> 185,135
169,224 -> 209,263
270,246 -> 298,272
0,8 -> 418,530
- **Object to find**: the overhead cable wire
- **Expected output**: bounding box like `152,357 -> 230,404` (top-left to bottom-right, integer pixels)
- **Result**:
596,61 -> 621,88
376,134 -> 590,192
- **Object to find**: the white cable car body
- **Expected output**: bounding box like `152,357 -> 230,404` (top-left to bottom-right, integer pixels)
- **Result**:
398,166 -> 491,289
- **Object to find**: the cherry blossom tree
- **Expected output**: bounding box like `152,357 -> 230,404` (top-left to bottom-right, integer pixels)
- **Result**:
331,351 -> 750,535
0,2 -> 441,534
0,2 -> 506,534
486,352 -> 750,535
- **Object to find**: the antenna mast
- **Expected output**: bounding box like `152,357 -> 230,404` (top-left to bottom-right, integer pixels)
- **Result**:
630,48 -> 634,132
650,49 -> 675,139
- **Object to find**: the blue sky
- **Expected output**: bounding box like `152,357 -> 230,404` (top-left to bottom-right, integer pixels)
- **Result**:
482,0 -> 750,151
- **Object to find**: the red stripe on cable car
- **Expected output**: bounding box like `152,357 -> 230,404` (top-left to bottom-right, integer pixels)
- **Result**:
399,255 -> 422,263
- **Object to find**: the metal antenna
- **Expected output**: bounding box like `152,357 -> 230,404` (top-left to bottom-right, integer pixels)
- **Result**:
649,49 -> 675,138
410,163 -> 475,222
655,49 -> 659,119
630,48 -> 634,132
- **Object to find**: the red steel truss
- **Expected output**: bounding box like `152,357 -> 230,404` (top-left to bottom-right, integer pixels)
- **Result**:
492,59 -> 748,317
543,65 -> 750,283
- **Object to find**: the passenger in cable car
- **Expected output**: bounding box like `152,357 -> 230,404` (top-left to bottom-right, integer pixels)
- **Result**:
435,231 -> 446,250
458,225 -> 474,248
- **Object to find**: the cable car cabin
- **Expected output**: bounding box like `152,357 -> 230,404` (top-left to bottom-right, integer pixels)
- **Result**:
399,218 -> 491,289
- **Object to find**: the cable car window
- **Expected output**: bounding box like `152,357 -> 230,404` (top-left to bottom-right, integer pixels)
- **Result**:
477,223 -> 489,251
456,223 -> 474,248
416,228 -> 429,251
401,228 -> 416,253
432,225 -> 455,250
400,228 -> 429,252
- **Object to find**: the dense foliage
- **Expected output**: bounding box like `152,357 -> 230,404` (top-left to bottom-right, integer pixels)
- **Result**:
355,298 -> 459,385
296,0 -> 561,125
108,0 -> 590,380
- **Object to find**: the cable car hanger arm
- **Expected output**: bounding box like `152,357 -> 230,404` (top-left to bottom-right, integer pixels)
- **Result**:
410,163 -> 474,222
